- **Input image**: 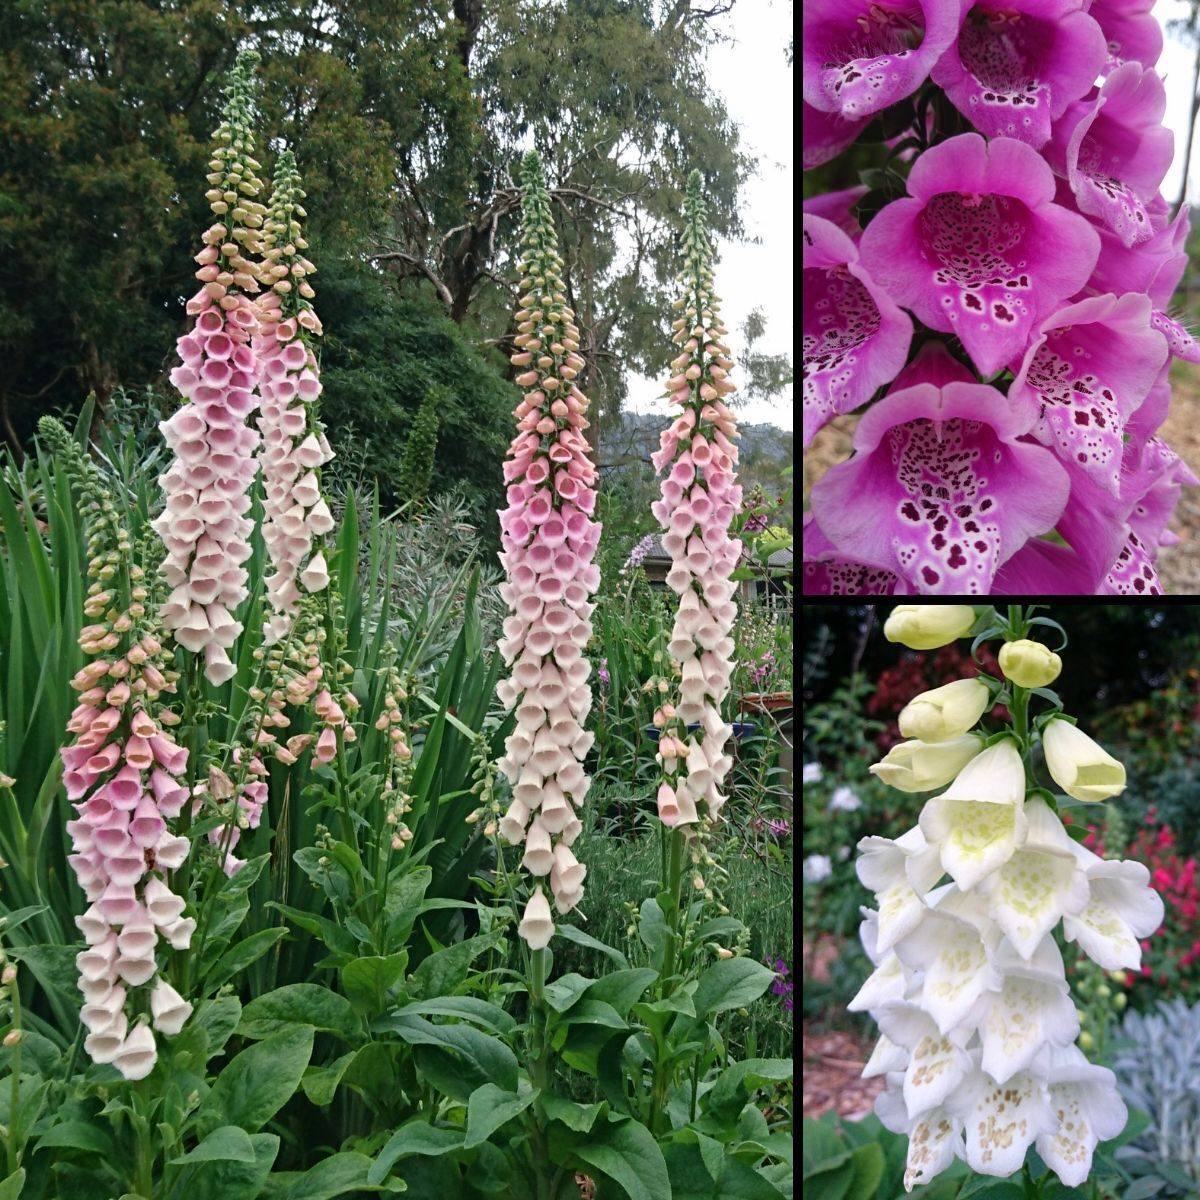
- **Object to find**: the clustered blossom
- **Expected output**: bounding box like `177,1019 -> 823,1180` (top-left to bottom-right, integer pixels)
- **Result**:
619,532 -> 657,578
803,1 -> 1197,595
854,606 -> 1163,1190
156,50 -> 269,677
41,420 -> 195,1082
650,171 -> 743,829
494,152 -> 600,950
254,149 -> 334,646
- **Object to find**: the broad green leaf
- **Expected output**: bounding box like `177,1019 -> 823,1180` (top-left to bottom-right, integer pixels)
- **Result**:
35,1120 -> 114,1155
544,972 -> 592,1013
464,1082 -> 536,1148
206,928 -> 288,991
586,968 -> 658,1012
692,958 -> 777,1019
557,999 -> 627,1030
708,1059 -> 794,1121
285,1152 -> 380,1199
166,1132 -> 279,1200
539,1093 -> 605,1133
388,996 -> 516,1035
0,1170 -> 24,1200
572,1118 -> 671,1200
196,1026 -> 313,1135
556,923 -> 629,969
367,1124 -> 465,1184
383,1013 -> 519,1098
664,1142 -> 785,1199
300,1051 -> 357,1108
341,954 -> 408,1016
238,984 -> 360,1042
169,1125 -> 258,1164
406,932 -> 501,1001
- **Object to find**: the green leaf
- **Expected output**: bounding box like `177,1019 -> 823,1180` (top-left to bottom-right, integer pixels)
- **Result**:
586,968 -> 659,1011
169,1126 -> 258,1165
539,1093 -> 605,1133
388,996 -> 516,1035
0,1170 -> 24,1200
1123,1180 -> 1166,1200
708,1060 -> 794,1121
638,898 -> 669,965
166,1132 -> 279,1200
556,923 -> 630,970
406,932 -> 501,1001
300,1052 -> 358,1108
368,1124 -> 465,1184
205,928 -> 288,991
464,1082 -> 536,1148
572,1118 -> 671,1200
382,1013 -> 518,1098
284,1152 -> 380,1200
341,954 -> 408,1016
196,1026 -> 314,1135
664,1142 -> 784,1199
36,1120 -> 115,1155
544,972 -> 593,1013
846,1144 -> 884,1200
692,958 -> 780,1019
557,999 -> 627,1030
237,984 -> 360,1042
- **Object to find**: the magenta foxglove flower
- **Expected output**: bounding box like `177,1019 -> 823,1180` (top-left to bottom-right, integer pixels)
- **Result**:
802,101 -> 869,170
154,53 -> 268,686
802,514 -> 909,596
1046,62 -> 1173,247
991,539 -> 1097,594
1008,292 -> 1167,495
802,187 -> 867,240
803,214 -> 913,449
859,133 -> 1099,378
495,152 -> 600,944
810,374 -> 1069,594
1101,528 -> 1163,594
802,0 -> 964,120
650,170 -> 744,828
932,0 -> 1106,147
1089,0 -> 1163,72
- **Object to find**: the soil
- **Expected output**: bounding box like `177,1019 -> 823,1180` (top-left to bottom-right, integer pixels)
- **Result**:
801,363 -> 1200,595
801,935 -> 886,1121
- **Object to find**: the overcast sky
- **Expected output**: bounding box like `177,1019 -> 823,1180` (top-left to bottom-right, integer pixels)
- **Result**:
623,0 -> 795,432
1157,1 -> 1200,208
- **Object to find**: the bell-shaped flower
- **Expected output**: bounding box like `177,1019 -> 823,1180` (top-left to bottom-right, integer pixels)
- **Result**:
862,1033 -> 908,1079
802,213 -> 912,448
856,827 -> 944,952
801,0 -> 965,120
870,734 -> 983,794
1035,1043 -> 1129,1187
882,604 -> 976,651
898,679 -> 991,745
968,936 -> 1080,1084
997,639 -> 1062,690
894,890 -> 1002,1034
517,887 -> 555,951
918,739 -> 1028,890
112,1021 -> 158,1082
1046,62 -> 1173,246
809,380 -> 1070,595
957,1061 -> 1060,1178
977,797 -> 1089,958
931,0 -> 1106,148
876,1078 -> 965,1192
1042,718 -> 1126,801
1062,841 -> 1164,969
874,1001 -> 974,1118
801,513 -> 907,597
858,134 -> 1100,378
150,978 -> 193,1035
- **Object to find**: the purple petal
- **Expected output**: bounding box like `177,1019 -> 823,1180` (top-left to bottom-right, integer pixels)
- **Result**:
1009,292 -> 1167,495
1100,528 -> 1164,594
802,102 -> 870,170
931,0 -> 1107,148
810,381 -> 1069,594
802,0 -> 966,119
1089,202 -> 1189,306
859,135 -> 1099,378
992,538 -> 1098,594
1090,0 -> 1163,73
1151,310 -> 1200,364
1049,63 -> 1172,247
803,214 -> 913,448
890,340 -> 978,391
1125,436 -> 1200,552
1126,361 -> 1170,443
802,186 -> 868,240
801,513 -> 909,595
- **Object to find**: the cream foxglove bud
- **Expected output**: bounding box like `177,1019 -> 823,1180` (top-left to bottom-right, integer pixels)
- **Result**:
869,735 -> 982,794
999,639 -> 1063,689
883,604 -> 976,650
1042,719 -> 1126,802
898,678 -> 990,743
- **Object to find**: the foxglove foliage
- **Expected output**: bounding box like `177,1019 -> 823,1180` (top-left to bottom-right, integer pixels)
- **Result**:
648,172 -> 743,828
156,50 -> 268,679
42,420 -> 194,1081
803,0 -> 1196,594
495,152 -> 600,947
856,605 -> 1163,1190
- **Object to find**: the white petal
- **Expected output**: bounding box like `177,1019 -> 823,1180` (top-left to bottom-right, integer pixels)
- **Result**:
1037,1062 -> 1126,1190
921,797 -> 1028,891
937,738 -> 1024,806
897,915 -> 1000,1035
959,1070 -> 1058,1178
978,975 -> 1079,1084
848,951 -> 909,1013
876,881 -> 927,955
904,1106 -> 963,1192
982,846 -> 1090,960
864,1034 -> 909,1079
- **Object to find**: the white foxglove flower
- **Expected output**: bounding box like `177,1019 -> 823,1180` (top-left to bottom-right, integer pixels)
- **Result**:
802,761 -> 823,784
884,604 -> 977,650
918,739 -> 1028,890
1062,841 -> 1164,970
869,734 -> 982,793
857,827 -> 943,952
1042,719 -> 1126,802
898,678 -> 990,743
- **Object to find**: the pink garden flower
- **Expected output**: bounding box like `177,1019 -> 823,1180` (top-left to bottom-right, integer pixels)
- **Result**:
802,0 -> 964,120
931,0 -> 1106,148
495,153 -> 600,944
1089,0 -> 1163,73
650,171 -> 743,826
803,213 -> 912,448
154,53 -> 268,686
859,133 -> 1099,378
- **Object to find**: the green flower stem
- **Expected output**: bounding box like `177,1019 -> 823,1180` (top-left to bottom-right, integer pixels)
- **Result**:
5,995 -> 20,1177
660,825 -> 686,990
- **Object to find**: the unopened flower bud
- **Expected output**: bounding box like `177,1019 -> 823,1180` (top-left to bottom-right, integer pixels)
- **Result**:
999,638 -> 1062,689
884,604 -> 976,651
